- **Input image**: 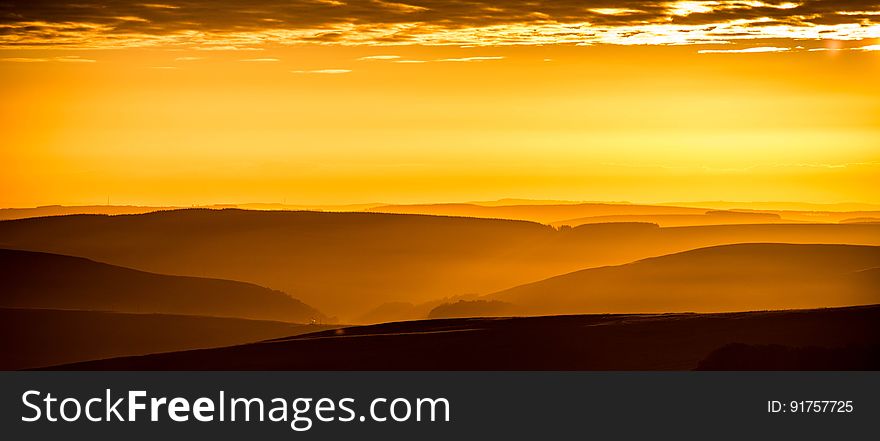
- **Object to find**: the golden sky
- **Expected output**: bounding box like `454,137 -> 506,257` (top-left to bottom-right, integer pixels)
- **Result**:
1,1 -> 879,207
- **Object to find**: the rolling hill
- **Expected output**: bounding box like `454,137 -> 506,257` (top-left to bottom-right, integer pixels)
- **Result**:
0,248 -> 325,323
0,308 -> 337,370
0,205 -> 175,221
369,201 -> 880,225
46,305 -> 880,370
368,202 -> 706,223
0,203 -> 386,221
431,243 -> 880,317
550,210 -> 786,228
1,210 -> 879,321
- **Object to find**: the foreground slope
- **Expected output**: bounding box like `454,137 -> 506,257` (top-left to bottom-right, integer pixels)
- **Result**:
0,308 -> 337,370
459,244 -> 880,317
49,305 -> 880,370
0,249 -> 325,323
1,210 -> 879,321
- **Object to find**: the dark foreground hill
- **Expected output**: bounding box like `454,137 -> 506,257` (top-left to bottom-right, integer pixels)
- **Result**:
48,305 -> 880,370
0,308 -> 337,370
1,209 -> 879,321
0,249 -> 325,323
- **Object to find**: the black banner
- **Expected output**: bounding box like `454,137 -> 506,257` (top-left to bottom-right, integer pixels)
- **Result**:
1,372 -> 876,439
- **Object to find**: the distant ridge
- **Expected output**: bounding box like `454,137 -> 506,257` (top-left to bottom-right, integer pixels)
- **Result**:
0,203 -> 386,221
367,202 -> 705,223
0,205 -> 177,221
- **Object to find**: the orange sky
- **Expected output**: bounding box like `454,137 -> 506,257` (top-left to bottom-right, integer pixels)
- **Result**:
1,1 -> 879,207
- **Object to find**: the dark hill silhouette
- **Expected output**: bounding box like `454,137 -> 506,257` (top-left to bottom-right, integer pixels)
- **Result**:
0,308 -> 337,370
661,201 -> 880,212
46,305 -> 880,370
551,211 -> 786,228
0,205 -> 176,221
356,294 -> 478,324
368,202 -> 705,223
470,244 -> 880,317
1,210 -> 879,321
0,249 -> 325,323
841,217 -> 880,224
428,300 -> 516,319
369,202 -> 880,225
695,343 -> 880,370
0,203 -> 387,221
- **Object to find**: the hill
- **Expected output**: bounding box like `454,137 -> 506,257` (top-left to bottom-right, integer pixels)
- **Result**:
428,300 -> 516,319
0,308 -> 336,370
368,202 -> 705,223
1,210 -> 879,321
0,203 -> 387,221
550,211 -> 786,228
0,248 -> 325,323
46,305 -> 880,370
0,205 -> 175,221
455,244 -> 880,317
369,202 -> 880,225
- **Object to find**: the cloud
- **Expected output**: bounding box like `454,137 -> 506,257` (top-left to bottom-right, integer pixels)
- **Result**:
1,55 -> 96,62
174,56 -> 202,61
0,1 -> 879,48
698,46 -> 791,53
359,55 -> 503,63
436,56 -> 504,62
802,44 -> 880,52
54,56 -> 97,62
358,55 -> 401,60
195,46 -> 264,51
366,56 -> 501,63
1,57 -> 49,62
291,69 -> 352,74
239,58 -> 280,62
371,0 -> 428,13
589,8 -> 643,16
140,3 -> 180,9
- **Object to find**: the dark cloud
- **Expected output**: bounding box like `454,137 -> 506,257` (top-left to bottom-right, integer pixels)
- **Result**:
0,1 -> 878,47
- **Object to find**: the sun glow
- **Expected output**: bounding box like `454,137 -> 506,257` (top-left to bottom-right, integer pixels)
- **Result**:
1,1 -> 878,207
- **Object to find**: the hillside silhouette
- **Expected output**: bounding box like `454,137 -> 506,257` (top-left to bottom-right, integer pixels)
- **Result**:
434,244 -> 880,317
47,305 -> 880,370
695,343 -> 880,370
0,248 -> 325,323
369,202 -> 880,225
0,205 -> 175,221
5,201 -> 878,225
0,308 -> 337,370
551,210 -> 785,228
428,300 -> 516,319
0,203 -> 386,221
1,210 -> 879,321
368,202 -> 705,223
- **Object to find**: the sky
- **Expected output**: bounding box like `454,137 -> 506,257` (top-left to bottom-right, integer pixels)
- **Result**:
1,1 -> 879,207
